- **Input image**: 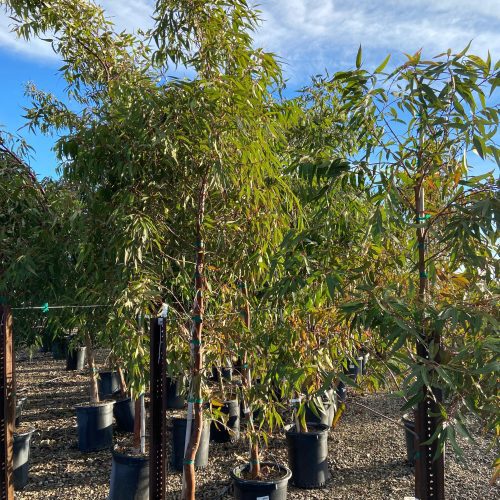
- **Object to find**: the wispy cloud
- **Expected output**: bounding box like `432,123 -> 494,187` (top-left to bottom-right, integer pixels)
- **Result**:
0,0 -> 155,61
254,0 -> 500,86
1,0 -> 498,86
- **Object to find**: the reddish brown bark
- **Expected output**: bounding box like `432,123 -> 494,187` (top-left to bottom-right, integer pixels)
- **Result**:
1,306 -> 14,497
182,174 -> 208,500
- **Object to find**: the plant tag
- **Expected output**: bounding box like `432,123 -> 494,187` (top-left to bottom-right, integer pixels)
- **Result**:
256,497 -> 269,500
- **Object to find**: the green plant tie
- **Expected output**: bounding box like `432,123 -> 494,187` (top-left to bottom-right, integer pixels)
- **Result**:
418,242 -> 425,249
188,398 -> 203,404
420,272 -> 428,278
250,459 -> 260,465
41,302 -> 49,313
195,240 -> 204,249
242,363 -> 249,369
416,215 -> 431,221
190,339 -> 202,346
194,271 -> 201,278
183,459 -> 194,465
192,315 -> 203,324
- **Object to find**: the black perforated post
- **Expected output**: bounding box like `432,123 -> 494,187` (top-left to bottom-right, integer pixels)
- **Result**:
413,183 -> 445,500
149,317 -> 167,500
0,306 -> 14,500
414,343 -> 445,500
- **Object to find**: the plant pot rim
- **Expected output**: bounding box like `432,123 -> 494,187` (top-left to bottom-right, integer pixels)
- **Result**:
113,395 -> 132,403
231,461 -> 292,485
285,422 -> 330,436
75,400 -> 115,410
402,414 -> 415,426
112,446 -> 149,463
14,427 -> 35,438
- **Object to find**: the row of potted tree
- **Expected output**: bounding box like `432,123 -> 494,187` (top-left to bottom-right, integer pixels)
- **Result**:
1,0 -> 498,498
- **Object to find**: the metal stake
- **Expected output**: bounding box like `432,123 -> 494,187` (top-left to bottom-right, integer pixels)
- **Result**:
149,317 -> 167,500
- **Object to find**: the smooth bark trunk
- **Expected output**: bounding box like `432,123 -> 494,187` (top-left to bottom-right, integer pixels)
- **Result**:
84,332 -> 99,403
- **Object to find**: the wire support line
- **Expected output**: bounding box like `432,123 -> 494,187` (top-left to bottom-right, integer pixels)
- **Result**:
11,304 -> 110,310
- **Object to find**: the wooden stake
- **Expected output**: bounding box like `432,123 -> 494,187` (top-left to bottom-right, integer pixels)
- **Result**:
0,306 -> 14,499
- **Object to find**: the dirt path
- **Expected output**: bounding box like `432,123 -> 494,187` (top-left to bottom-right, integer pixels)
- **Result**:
14,351 -> 498,499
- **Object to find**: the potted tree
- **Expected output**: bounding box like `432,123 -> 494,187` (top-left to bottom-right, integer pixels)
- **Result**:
75,325 -> 115,453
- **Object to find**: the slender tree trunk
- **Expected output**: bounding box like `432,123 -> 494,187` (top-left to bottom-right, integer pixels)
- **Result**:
239,281 -> 260,479
182,174 -> 208,500
117,366 -> 127,396
133,397 -> 141,449
84,332 -> 99,403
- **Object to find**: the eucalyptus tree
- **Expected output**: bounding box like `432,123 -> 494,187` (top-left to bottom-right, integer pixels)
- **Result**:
253,72 -> 386,430
0,131 -> 74,344
328,48 -> 499,495
5,0 -> 300,490
3,0 -> 174,415
151,2 -> 300,495
0,131 -> 48,308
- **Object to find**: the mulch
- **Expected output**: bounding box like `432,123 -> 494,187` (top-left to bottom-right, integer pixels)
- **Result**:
13,351 -> 498,499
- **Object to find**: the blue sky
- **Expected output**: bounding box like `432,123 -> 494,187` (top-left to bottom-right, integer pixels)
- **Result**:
1,0 -> 499,179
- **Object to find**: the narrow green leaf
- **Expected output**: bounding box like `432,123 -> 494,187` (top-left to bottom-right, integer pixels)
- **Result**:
356,45 -> 362,69
375,54 -> 391,73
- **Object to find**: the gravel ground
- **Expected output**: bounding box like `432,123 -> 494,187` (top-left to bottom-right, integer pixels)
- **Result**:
13,351 -> 498,500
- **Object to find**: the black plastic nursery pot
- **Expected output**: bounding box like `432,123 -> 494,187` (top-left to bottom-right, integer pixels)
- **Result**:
51,337 -> 69,360
171,417 -> 210,471
231,462 -> 292,500
166,377 -> 185,409
98,371 -> 121,399
212,365 -> 233,382
15,397 -> 27,427
286,422 -> 330,488
347,357 -> 364,380
336,381 -> 347,403
305,390 -> 336,427
402,415 -> 416,465
109,448 -> 149,500
13,428 -> 34,490
75,401 -> 114,452
113,397 -> 135,433
66,346 -> 86,371
210,398 -> 240,443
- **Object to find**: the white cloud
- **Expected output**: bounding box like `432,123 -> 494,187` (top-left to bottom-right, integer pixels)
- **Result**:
254,0 -> 500,86
0,0 -> 498,86
0,1 -> 155,62
0,11 -> 58,60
